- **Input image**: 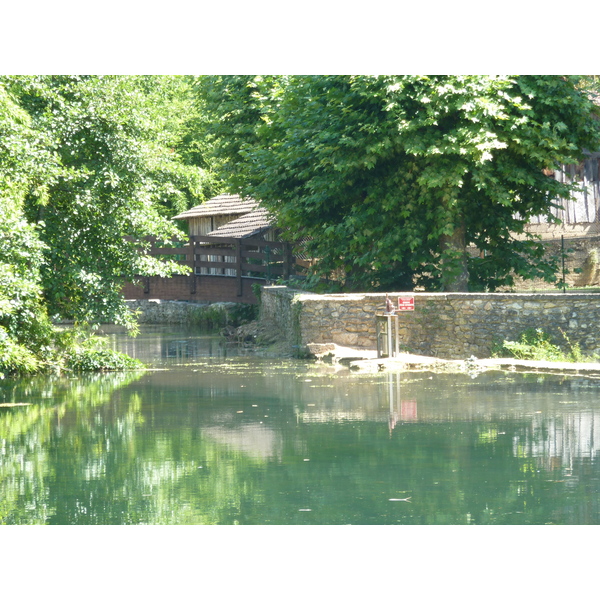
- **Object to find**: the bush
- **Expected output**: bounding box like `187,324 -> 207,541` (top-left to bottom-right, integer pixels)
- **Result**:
497,328 -> 564,361
494,328 -> 599,363
187,304 -> 230,331
0,328 -> 41,376
65,343 -> 143,372
187,303 -> 259,331
0,322 -> 145,377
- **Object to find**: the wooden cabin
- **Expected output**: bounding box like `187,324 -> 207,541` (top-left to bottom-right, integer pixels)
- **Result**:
173,194 -> 260,236
173,194 -> 290,277
123,194 -> 298,304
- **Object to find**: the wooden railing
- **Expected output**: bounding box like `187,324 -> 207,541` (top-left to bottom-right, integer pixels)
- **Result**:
141,235 -> 296,296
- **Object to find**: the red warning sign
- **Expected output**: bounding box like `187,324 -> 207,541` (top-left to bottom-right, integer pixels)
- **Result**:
397,297 -> 415,311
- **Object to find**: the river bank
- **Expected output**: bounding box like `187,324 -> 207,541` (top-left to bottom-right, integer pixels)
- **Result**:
224,327 -> 600,378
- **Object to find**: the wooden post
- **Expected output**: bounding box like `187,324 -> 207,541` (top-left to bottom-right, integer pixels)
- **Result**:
561,234 -> 566,293
236,239 -> 243,297
189,236 -> 196,294
283,242 -> 292,280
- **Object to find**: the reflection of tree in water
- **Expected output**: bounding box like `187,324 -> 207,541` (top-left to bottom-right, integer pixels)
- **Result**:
2,366 -> 600,524
0,372 -> 142,524
101,326 -> 238,365
163,338 -> 230,360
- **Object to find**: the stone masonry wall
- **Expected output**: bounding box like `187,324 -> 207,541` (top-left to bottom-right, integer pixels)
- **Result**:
259,286 -> 304,350
260,286 -> 600,359
126,299 -> 223,324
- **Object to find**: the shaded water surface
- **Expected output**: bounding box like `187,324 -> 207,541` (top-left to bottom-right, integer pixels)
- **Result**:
2,326 -> 600,524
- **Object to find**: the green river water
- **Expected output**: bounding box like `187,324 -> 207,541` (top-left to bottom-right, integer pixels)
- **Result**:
2,325 -> 600,525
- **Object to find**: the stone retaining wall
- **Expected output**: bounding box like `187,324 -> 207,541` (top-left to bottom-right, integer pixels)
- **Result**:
126,299 -> 225,324
260,286 -> 600,359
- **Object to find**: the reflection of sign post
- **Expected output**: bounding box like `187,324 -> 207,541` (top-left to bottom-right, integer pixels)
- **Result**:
401,399 -> 418,421
398,297 -> 415,311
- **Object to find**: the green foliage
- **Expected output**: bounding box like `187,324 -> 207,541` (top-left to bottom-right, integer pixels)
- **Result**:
65,337 -> 143,372
0,84 -> 60,376
495,328 -> 566,361
493,327 -> 599,362
3,75 -> 204,328
0,207 -> 55,348
251,282 -> 262,303
228,302 -> 259,324
187,303 -> 259,331
0,328 -> 41,376
0,76 -> 223,376
187,304 -> 230,330
199,75 -> 600,292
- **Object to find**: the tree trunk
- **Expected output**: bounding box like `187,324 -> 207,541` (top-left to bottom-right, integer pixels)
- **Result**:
439,222 -> 469,292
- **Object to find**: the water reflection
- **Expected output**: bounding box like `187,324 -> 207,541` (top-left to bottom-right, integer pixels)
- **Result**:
386,372 -> 417,432
2,328 -> 600,524
99,324 -> 241,364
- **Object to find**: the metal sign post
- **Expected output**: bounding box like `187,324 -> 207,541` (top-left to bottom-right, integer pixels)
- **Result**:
387,314 -> 394,358
376,296 -> 415,359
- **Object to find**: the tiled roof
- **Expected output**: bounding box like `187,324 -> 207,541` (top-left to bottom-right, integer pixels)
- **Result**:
206,207 -> 273,239
173,194 -> 259,220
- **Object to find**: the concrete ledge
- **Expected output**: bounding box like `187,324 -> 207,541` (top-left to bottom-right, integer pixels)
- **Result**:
306,343 -> 377,363
349,353 -> 451,372
348,353 -> 600,377
476,358 -> 600,376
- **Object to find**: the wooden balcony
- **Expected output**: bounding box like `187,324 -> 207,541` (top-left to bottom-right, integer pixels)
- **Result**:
122,235 -> 298,304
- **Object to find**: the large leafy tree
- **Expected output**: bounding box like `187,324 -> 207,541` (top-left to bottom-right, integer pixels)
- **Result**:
4,75 -> 216,327
0,84 -> 59,374
198,75 -> 600,291
0,75 -> 220,374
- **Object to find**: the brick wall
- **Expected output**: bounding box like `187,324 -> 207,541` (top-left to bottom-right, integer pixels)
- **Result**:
122,274 -> 262,304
